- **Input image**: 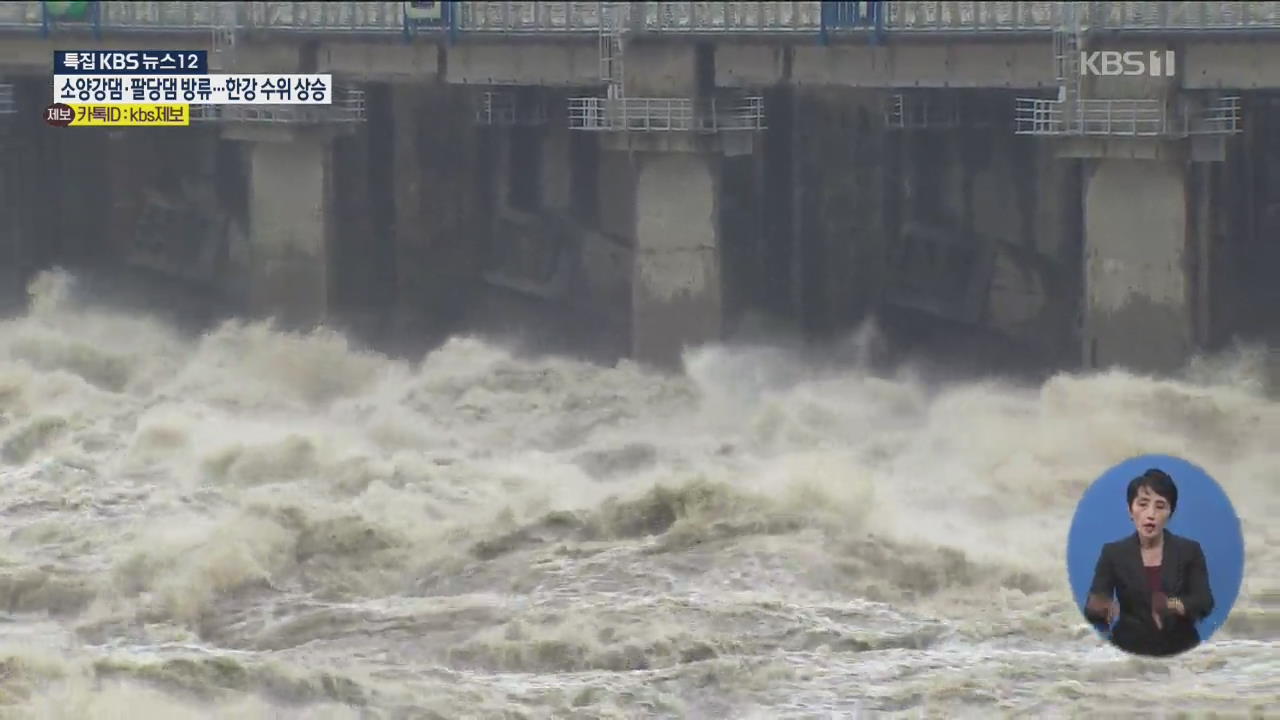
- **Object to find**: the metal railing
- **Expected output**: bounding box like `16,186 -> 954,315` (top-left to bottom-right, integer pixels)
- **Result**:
1085,1 -> 1280,29
210,2 -> 238,69
242,1 -> 406,33
2,2 -> 1279,34
474,90 -> 547,126
882,1 -> 1055,32
883,93 -> 1006,130
191,87 -> 366,124
639,1 -> 821,32
1014,95 -> 1243,136
457,1 -> 602,32
567,96 -> 765,132
452,2 -> 1050,33
886,93 -> 965,129
455,2 -> 1280,33
1199,94 -> 1244,133
0,1 -> 408,32
877,1 -> 1280,33
0,82 -> 15,115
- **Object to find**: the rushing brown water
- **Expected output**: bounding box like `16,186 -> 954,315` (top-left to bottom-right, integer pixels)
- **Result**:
0,270 -> 1276,719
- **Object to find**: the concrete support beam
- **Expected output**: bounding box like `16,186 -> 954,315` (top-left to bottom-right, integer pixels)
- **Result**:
600,149 -> 722,368
319,41 -> 439,80
1083,157 -> 1201,373
445,41 -> 598,86
1182,41 -> 1280,90
1056,135 -> 1228,164
716,43 -> 789,87
789,40 -> 1056,89
234,130 -> 334,327
622,42 -> 697,96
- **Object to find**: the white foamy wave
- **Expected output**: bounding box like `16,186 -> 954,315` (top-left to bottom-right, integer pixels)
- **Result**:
0,270 -> 1275,717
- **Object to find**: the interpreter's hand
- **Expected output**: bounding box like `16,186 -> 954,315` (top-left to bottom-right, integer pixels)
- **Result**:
1086,595 -> 1120,625
1152,592 -> 1168,630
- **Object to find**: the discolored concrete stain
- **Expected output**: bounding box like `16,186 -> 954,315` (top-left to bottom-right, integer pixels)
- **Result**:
631,152 -> 723,368
1087,295 -> 1192,374
1082,157 -> 1195,373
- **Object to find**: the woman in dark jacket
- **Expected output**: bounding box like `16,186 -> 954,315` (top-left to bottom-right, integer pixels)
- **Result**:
1084,469 -> 1215,657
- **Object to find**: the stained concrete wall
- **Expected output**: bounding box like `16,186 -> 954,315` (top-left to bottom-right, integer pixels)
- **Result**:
0,75 -> 114,278
793,88 -> 889,335
319,41 -> 439,80
1212,96 -> 1280,350
0,129 -> 20,310
540,91 -> 572,213
389,83 -> 484,343
790,40 -> 1057,89
749,86 -> 799,325
775,87 -> 1078,362
631,152 -> 723,366
331,90 -> 396,330
1,73 -> 247,309
593,142 -> 727,366
1246,103 -> 1280,342
1082,158 -> 1194,373
238,137 -> 332,328
597,150 -> 638,241
622,42 -> 698,97
445,40 -> 599,86
717,147 -> 765,333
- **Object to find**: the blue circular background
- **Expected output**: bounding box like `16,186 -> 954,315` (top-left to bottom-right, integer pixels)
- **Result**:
1066,454 -> 1245,646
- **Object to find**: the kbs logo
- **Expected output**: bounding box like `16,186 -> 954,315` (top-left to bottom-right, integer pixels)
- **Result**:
1080,50 -> 1176,77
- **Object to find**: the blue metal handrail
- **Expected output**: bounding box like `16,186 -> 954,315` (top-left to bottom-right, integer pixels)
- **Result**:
403,0 -> 458,42
820,1 -> 885,44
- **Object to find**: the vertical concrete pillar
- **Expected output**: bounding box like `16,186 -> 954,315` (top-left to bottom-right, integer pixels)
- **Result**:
0,131 -> 19,309
589,39 -> 737,366
390,83 -> 426,314
1083,158 -> 1194,373
243,135 -> 333,327
541,92 -> 571,213
1190,162 -> 1213,350
491,127 -> 511,212
601,148 -> 722,368
389,83 -> 481,343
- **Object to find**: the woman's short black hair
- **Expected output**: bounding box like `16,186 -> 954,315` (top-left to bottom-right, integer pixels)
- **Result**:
1127,468 -> 1178,514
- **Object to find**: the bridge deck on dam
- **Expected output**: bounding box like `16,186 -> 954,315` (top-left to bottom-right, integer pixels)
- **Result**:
3,2 -> 1280,92
0,1 -> 1279,36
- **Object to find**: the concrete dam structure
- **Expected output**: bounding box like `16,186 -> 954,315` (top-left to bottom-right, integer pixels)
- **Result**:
3,1 -> 1280,373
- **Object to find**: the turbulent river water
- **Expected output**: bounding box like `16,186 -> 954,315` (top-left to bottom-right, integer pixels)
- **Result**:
0,270 -> 1276,719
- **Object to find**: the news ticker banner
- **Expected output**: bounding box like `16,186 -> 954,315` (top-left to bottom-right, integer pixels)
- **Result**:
55,50 -> 208,75
47,50 -> 332,126
55,75 -> 333,105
